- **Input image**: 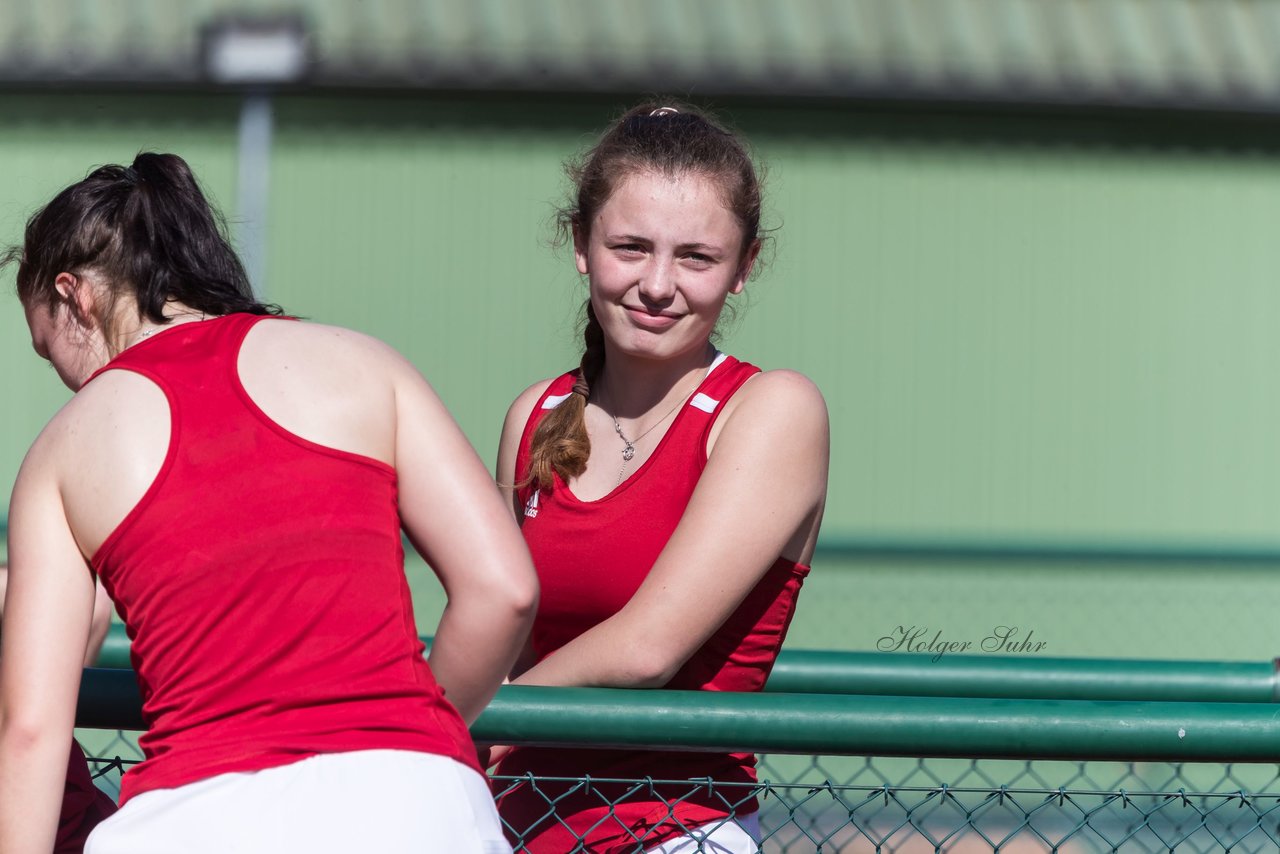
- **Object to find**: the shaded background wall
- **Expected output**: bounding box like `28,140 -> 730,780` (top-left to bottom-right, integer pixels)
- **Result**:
4,1 -> 1280,658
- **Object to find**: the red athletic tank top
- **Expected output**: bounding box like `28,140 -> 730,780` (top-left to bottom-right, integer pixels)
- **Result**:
86,313 -> 480,806
496,354 -> 810,853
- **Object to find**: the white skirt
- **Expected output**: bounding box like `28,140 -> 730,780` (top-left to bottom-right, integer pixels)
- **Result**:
85,750 -> 510,854
652,812 -> 761,854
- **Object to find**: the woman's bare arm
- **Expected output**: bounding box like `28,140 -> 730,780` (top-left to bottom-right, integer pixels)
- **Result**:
0,568 -> 110,668
512,370 -> 829,689
393,355 -> 539,724
0,430 -> 98,853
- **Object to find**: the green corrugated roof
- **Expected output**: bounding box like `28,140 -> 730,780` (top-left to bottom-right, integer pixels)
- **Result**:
4,0 -> 1280,110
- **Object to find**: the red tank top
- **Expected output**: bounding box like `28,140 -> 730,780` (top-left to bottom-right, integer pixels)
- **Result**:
86,313 -> 480,805
497,354 -> 809,852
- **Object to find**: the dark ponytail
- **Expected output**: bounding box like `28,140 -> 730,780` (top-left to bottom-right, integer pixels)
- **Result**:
7,151 -> 280,342
524,100 -> 766,492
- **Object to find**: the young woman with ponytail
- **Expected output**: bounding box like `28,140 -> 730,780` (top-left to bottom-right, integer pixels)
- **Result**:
493,103 -> 830,853
0,153 -> 537,853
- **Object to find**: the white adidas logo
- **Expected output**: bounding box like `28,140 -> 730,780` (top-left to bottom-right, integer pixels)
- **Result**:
523,491 -> 539,518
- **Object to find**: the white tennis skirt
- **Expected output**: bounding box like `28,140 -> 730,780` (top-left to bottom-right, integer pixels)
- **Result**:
652,812 -> 761,854
85,750 -> 510,854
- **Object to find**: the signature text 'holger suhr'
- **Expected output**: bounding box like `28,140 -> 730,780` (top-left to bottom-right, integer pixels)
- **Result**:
877,626 -> 1047,662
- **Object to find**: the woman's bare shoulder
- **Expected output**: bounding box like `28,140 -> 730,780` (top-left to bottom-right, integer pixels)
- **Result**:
495,377 -> 559,488
38,368 -> 166,451
252,318 -> 410,367
18,368 -> 170,544
730,367 -> 827,426
505,377 -> 558,426
243,319 -> 430,407
746,367 -> 824,400
706,366 -> 827,456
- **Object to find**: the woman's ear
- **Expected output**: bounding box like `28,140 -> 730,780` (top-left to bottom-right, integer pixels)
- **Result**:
729,239 -> 761,295
53,272 -> 98,328
573,223 -> 590,276
53,271 -> 76,302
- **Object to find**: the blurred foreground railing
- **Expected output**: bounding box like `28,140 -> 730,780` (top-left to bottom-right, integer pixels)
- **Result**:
75,666 -> 1280,852
75,668 -> 1280,762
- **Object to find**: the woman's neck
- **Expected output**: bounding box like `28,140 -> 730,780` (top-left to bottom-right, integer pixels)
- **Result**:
595,343 -> 718,418
116,301 -> 209,352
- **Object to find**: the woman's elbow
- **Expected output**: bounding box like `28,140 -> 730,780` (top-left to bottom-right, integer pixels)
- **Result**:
508,575 -> 540,625
491,565 -> 540,628
452,552 -> 539,621
0,711 -> 61,759
617,646 -> 684,688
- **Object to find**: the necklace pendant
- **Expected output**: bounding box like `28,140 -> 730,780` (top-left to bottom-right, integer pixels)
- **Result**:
622,444 -> 635,461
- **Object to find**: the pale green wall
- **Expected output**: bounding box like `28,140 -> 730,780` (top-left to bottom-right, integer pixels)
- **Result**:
5,93 -> 1280,656
267,97 -> 1280,547
0,94 -> 242,492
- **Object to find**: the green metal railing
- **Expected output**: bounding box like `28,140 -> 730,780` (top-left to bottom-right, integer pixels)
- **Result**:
762,651 -> 1280,702
74,669 -> 1280,762
94,625 -> 1280,703
811,536 -> 1280,566
23,527 -> 1280,566
75,666 -> 1280,852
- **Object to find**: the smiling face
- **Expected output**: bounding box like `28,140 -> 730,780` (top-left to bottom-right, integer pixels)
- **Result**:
575,169 -> 758,366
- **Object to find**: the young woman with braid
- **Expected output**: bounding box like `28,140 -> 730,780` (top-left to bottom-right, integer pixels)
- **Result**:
0,152 -> 538,853
493,103 -> 829,853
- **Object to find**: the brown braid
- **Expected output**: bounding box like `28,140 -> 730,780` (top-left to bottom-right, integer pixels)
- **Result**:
523,302 -> 606,491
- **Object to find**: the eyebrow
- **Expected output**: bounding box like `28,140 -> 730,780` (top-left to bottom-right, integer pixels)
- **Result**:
604,234 -> 726,254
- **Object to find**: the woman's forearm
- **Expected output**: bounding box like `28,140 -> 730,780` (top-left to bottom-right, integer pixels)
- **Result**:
429,589 -> 535,724
0,721 -> 72,853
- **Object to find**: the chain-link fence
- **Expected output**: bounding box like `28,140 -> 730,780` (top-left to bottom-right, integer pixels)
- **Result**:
75,663 -> 1280,852
77,727 -> 1280,853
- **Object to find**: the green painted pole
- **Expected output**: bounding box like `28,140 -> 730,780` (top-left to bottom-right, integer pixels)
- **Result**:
812,535 -> 1280,565
762,650 -> 1280,702
77,672 -> 1280,762
24,526 -> 1280,564
471,687 -> 1280,762
93,627 -> 1280,702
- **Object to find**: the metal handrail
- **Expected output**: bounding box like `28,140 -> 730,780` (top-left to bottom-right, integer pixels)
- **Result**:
762,649 -> 1280,702
15,523 -> 1280,564
92,626 -> 1280,703
76,668 -> 1280,762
